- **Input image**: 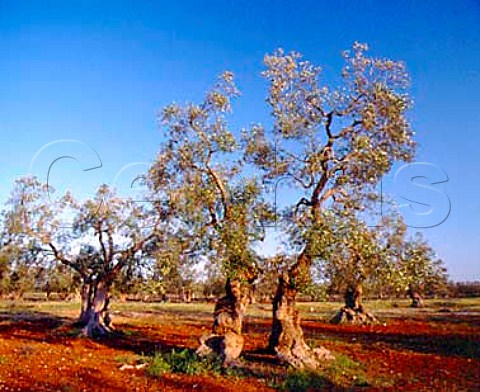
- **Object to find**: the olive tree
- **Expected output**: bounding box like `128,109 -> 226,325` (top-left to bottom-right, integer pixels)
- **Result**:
3,177 -> 163,336
150,72 -> 271,363
1,179 -> 47,299
382,216 -> 448,307
320,210 -> 448,311
244,43 -> 416,368
312,210 -> 382,324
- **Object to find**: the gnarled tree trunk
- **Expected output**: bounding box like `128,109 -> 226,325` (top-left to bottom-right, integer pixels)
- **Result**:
408,285 -> 424,308
76,279 -> 114,337
330,281 -> 378,324
268,254 -> 333,370
78,278 -> 92,325
196,278 -> 251,365
182,288 -> 192,303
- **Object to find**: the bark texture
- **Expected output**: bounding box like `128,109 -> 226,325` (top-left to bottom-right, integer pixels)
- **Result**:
76,279 -> 114,337
268,253 -> 333,370
330,282 -> 378,325
408,286 -> 425,308
196,278 -> 251,364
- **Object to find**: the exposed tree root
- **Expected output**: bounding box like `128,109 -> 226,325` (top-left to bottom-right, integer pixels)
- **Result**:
76,282 -> 115,338
79,311 -> 115,337
330,282 -> 379,325
330,305 -> 379,325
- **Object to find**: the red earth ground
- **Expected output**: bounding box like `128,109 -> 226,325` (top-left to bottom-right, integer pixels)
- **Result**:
0,304 -> 479,391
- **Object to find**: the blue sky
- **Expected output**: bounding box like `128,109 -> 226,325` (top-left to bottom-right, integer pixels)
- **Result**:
1,0 -> 479,280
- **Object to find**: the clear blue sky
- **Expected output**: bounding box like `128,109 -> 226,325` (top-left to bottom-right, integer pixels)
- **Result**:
1,0 -> 479,280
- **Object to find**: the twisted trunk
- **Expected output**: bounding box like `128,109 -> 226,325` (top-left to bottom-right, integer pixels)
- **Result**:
78,278 -> 92,325
268,253 -> 333,370
182,288 -> 192,303
408,285 -> 424,308
196,278 -> 251,364
330,281 -> 378,324
76,279 -> 114,337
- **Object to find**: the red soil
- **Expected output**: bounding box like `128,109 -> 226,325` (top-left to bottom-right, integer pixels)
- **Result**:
0,309 -> 478,391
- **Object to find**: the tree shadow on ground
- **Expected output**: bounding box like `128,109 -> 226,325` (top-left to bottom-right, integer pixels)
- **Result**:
424,313 -> 480,328
302,322 -> 480,359
0,310 -> 69,334
97,327 -> 188,356
115,308 -> 213,322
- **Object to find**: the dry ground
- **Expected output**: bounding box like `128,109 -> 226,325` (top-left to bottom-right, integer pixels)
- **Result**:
0,299 -> 479,391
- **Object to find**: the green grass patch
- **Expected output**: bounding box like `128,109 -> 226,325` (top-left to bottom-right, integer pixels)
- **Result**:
146,349 -> 243,378
325,353 -> 369,386
280,370 -> 332,391
276,352 -> 383,390
147,349 -> 222,377
147,353 -> 172,377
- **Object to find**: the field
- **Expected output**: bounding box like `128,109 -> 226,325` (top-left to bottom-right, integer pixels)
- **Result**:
0,298 -> 479,391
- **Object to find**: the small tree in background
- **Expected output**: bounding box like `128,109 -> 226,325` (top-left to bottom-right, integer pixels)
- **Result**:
0,251 -> 10,296
1,205 -> 43,299
199,260 -> 226,300
42,263 -> 80,300
312,210 -> 383,324
374,212 -> 448,306
143,235 -> 197,301
396,233 -> 448,307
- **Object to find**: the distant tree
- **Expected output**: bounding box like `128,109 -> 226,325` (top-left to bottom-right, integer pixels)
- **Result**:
313,210 -> 383,324
256,255 -> 290,303
154,235 -> 197,300
448,281 -> 480,298
245,43 -> 416,368
396,233 -> 448,306
110,261 -> 145,301
3,177 -> 164,336
199,260 -> 226,300
0,211 -> 42,299
0,251 -> 10,296
0,223 -> 11,296
8,265 -> 36,299
41,263 -> 79,300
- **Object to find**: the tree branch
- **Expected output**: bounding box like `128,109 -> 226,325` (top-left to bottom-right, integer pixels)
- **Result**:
294,197 -> 312,216
107,232 -> 160,281
205,163 -> 231,221
48,242 -> 82,274
96,220 -> 109,267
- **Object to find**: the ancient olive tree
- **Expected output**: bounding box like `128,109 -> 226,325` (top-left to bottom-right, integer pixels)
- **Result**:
244,43 -> 416,369
402,235 -> 448,306
1,179 -> 49,299
320,211 -> 448,311
311,210 -> 383,324
150,72 -> 271,363
382,216 -> 448,307
3,177 -> 163,336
